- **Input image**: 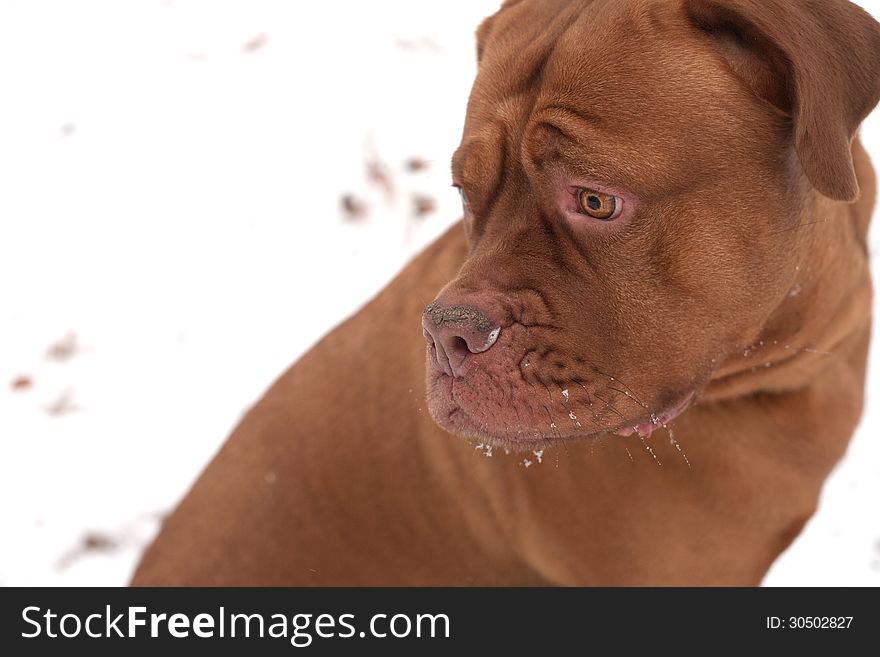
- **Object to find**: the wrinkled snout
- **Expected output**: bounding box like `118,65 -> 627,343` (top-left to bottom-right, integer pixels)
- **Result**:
422,301 -> 501,378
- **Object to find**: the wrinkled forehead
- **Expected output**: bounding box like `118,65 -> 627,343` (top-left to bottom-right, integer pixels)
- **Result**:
468,0 -> 727,137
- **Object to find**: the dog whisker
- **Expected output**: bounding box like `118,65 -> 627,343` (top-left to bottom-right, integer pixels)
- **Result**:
592,392 -> 627,423
540,402 -> 572,459
747,341 -> 836,361
606,385 -> 649,410
591,369 -> 650,409
543,404 -> 562,441
575,382 -> 612,429
554,384 -> 584,429
768,218 -> 828,236
539,383 -> 564,438
538,387 -> 573,458
535,384 -> 571,460
575,394 -> 610,430
639,435 -> 662,467
666,425 -> 691,469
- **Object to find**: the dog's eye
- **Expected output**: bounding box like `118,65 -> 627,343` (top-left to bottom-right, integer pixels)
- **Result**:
578,189 -> 618,220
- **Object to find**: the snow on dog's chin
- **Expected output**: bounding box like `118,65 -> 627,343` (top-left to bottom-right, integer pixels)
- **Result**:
425,367 -> 608,447
613,392 -> 695,439
425,354 -> 700,448
422,317 -> 704,447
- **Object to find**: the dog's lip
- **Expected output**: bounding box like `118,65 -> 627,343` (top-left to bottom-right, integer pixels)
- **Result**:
433,372 -> 696,447
612,392 -> 695,438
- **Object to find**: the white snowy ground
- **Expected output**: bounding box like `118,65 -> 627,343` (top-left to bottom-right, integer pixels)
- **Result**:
0,0 -> 878,587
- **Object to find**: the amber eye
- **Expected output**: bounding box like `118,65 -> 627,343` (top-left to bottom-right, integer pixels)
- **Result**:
578,189 -> 618,220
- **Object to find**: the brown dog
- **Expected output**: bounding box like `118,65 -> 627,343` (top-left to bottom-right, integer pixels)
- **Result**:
132,0 -> 880,586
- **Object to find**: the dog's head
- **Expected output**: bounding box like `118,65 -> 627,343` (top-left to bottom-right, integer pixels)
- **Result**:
423,0 -> 880,446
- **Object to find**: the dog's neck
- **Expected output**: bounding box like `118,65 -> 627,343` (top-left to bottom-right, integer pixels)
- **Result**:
704,170 -> 873,403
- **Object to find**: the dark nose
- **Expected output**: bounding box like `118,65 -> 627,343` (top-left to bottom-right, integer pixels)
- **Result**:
422,301 -> 501,378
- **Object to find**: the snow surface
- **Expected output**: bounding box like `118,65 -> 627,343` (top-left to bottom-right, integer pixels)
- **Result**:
0,0 -> 878,586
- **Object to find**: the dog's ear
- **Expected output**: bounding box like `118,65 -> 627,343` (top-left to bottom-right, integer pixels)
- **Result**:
475,0 -> 526,63
475,14 -> 495,63
686,0 -> 880,202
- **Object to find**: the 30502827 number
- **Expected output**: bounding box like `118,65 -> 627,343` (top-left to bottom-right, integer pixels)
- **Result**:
766,617 -> 854,629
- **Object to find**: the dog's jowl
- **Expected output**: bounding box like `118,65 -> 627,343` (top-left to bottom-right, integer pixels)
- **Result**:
133,0 -> 880,586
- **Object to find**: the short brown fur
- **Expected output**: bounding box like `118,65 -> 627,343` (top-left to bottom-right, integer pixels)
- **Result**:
133,0 -> 880,586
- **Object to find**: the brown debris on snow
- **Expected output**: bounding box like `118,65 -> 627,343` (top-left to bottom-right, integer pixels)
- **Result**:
405,157 -> 430,173
366,157 -> 395,202
46,332 -> 79,362
341,194 -> 368,222
11,376 -> 33,392
83,533 -> 118,551
44,389 -> 80,416
243,33 -> 268,53
56,532 -> 120,571
412,194 -> 437,218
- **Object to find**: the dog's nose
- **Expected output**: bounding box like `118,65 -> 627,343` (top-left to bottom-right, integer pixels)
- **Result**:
422,302 -> 501,378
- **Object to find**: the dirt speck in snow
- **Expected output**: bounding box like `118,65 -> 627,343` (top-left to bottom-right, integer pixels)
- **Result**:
46,332 -> 80,362
44,389 -> 80,416
57,532 -> 120,570
11,376 -> 33,392
366,157 -> 395,201
405,157 -> 430,173
412,194 -> 437,219
341,194 -> 368,222
242,33 -> 268,53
